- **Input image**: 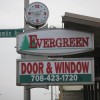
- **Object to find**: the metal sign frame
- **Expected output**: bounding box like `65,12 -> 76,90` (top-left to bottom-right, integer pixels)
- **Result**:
17,29 -> 94,56
16,58 -> 94,86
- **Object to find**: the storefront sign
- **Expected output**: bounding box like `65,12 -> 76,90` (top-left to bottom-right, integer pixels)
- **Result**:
17,29 -> 94,56
16,58 -> 94,86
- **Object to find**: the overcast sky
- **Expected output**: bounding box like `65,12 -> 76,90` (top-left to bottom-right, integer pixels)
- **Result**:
0,0 -> 100,100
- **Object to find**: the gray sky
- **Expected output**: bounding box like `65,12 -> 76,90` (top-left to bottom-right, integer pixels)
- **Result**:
0,0 -> 100,100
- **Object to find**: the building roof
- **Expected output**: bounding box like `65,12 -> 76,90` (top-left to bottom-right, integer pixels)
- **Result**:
62,12 -> 100,50
62,12 -> 100,28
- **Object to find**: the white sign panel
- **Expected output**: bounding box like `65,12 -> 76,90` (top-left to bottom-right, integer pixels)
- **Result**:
16,58 -> 94,86
17,29 -> 94,56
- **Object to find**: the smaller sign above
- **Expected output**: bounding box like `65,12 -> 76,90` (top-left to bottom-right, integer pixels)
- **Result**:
0,29 -> 23,38
16,58 -> 94,86
17,29 -> 94,56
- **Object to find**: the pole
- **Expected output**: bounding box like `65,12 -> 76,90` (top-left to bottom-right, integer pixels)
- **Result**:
51,86 -> 53,100
24,86 -> 30,100
59,86 -> 63,100
24,0 -> 30,100
55,86 -> 57,99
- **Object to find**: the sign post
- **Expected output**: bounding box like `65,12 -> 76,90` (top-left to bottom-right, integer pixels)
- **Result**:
24,0 -> 30,100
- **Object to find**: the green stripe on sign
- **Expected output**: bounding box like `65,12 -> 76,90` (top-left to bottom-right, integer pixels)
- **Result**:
19,74 -> 92,83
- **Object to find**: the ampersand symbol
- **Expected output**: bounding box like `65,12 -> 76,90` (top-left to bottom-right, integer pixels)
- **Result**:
46,62 -> 52,74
